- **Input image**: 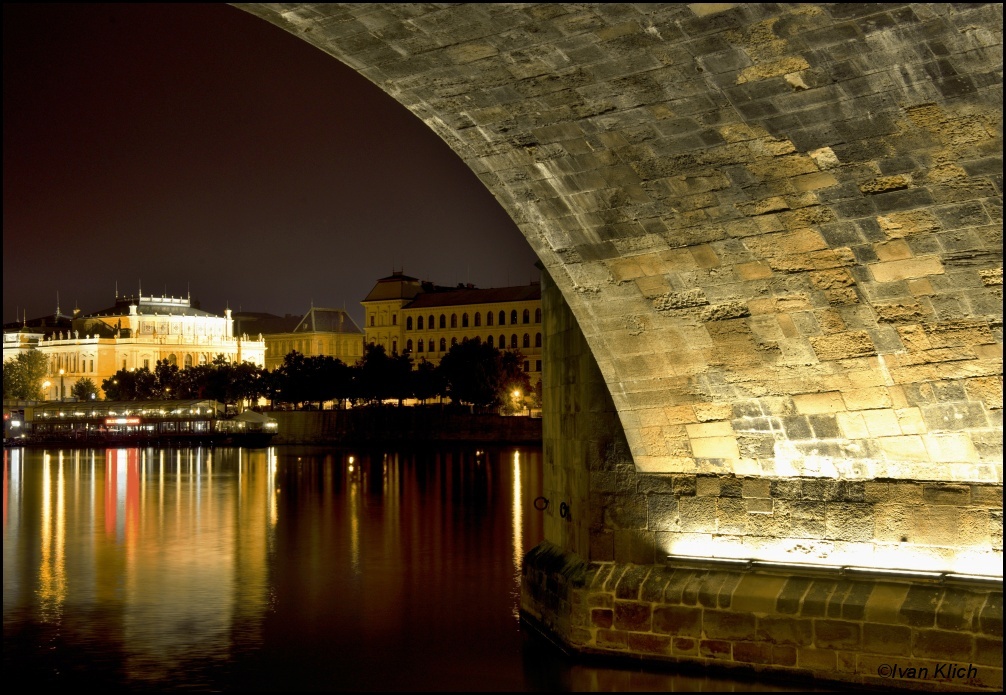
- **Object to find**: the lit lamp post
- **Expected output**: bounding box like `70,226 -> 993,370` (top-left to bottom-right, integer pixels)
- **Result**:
59,368 -> 65,402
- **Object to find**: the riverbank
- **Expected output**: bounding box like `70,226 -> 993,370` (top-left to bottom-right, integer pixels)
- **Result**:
268,408 -> 542,445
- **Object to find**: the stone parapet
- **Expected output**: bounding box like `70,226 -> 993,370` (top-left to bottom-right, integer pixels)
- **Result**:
521,542 -> 1003,691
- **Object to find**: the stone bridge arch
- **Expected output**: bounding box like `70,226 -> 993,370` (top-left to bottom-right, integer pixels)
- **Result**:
238,1 -> 1002,567
237,4 -> 1002,688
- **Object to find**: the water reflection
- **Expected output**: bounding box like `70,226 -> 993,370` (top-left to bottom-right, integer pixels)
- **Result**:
4,445 -> 812,691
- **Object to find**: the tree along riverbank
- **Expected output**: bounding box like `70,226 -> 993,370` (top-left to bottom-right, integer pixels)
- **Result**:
269,408 -> 541,445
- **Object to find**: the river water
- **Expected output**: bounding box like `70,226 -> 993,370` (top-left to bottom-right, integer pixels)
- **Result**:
4,445 -> 809,691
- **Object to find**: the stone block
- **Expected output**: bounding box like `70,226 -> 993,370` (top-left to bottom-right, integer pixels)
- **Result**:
861,409 -> 903,437
913,629 -> 975,662
699,638 -> 733,660
732,574 -> 789,614
733,640 -> 774,664
757,616 -> 814,647
814,619 -> 861,649
613,600 -> 652,631
797,646 -> 837,671
653,604 -> 702,636
595,628 -> 629,650
861,623 -> 912,656
809,331 -> 876,360
793,391 -> 846,414
899,586 -> 942,628
868,256 -> 946,283
627,632 -> 672,655
592,608 -> 614,628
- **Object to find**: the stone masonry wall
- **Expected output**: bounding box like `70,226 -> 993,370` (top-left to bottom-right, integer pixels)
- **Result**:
542,267 -> 1001,576
242,3 -> 1003,485
522,542 -> 1003,691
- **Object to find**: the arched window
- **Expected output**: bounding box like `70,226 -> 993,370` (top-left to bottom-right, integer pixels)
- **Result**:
511,334 -> 518,349
535,333 -> 542,348
451,314 -> 458,328
499,334 -> 506,348
428,339 -> 435,352
523,309 -> 530,324
440,314 -> 447,329
535,308 -> 542,323
487,312 -> 494,326
451,337 -> 458,347
406,339 -> 413,352
523,333 -> 530,348
417,340 -> 424,353
429,315 -> 435,329
418,316 -> 424,330
440,338 -> 447,352
199,354 -> 207,365
498,310 -> 506,325
462,313 -> 469,328
184,354 -> 193,368
511,310 -> 518,325
407,317 -> 413,330
487,335 -> 494,348
474,312 -> 481,327
168,354 -> 177,366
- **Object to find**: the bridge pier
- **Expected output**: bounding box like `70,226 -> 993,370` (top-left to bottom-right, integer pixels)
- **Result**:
524,268 -> 1002,690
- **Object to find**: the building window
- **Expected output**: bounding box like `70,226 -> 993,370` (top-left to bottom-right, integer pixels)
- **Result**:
407,317 -> 413,330
510,310 -> 518,325
169,354 -> 177,366
429,315 -> 435,330
439,338 -> 447,352
392,314 -> 397,326
406,339 -> 413,352
429,339 -> 435,352
523,309 -> 530,324
143,359 -> 150,370
440,314 -> 446,329
536,360 -> 541,372
498,310 -> 506,325
524,360 -> 529,372
451,337 -> 458,347
474,312 -> 481,327
535,308 -> 541,323
523,334 -> 530,348
418,316 -> 424,330
392,340 -> 398,354
417,340 -> 424,353
184,355 -> 193,368
462,313 -> 469,328
370,316 -> 375,327
487,312 -> 494,327
535,333 -> 542,348
511,334 -> 518,349
499,334 -> 506,348
487,335 -> 494,348
451,314 -> 457,328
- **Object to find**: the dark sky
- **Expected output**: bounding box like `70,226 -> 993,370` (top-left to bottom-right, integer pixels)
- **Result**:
3,3 -> 539,328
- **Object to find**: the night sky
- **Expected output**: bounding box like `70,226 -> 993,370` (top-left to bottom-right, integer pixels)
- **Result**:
3,3 -> 539,328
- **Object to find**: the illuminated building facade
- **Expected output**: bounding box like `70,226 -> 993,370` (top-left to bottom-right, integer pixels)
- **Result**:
361,271 -> 543,384
3,294 -> 265,400
253,307 -> 364,371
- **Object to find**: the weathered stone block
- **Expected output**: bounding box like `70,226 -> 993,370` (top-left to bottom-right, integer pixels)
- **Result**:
613,600 -> 652,631
652,604 -> 702,636
814,619 -> 861,649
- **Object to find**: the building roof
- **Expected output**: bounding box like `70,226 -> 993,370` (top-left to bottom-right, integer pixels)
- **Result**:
405,283 -> 541,309
232,312 -> 302,335
293,307 -> 362,335
362,271 -> 424,302
85,295 -> 218,318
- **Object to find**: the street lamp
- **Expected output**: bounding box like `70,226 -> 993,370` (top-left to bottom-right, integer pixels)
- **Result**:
59,368 -> 65,402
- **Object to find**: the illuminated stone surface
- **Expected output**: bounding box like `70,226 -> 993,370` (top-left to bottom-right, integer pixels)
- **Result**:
238,1 -> 1002,485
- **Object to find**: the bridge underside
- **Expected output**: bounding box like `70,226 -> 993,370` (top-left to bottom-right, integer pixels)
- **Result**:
238,4 -> 1001,689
